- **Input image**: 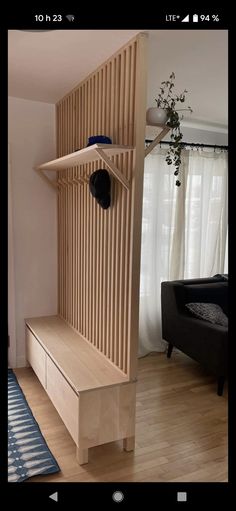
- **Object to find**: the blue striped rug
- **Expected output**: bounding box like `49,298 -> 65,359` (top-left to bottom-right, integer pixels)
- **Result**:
8,369 -> 60,482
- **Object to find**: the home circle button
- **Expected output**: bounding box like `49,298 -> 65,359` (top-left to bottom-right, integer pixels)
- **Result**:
112,491 -> 124,503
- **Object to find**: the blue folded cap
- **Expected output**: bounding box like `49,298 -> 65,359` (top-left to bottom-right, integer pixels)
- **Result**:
87,135 -> 112,146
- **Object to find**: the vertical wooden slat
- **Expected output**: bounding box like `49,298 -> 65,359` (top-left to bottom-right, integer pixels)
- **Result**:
84,82 -> 88,145
102,206 -> 108,356
79,167 -> 82,333
106,59 -> 115,358
71,94 -> 75,327
77,177 -> 80,332
79,86 -> 83,332
115,56 -> 120,145
110,176 -> 117,361
123,151 -> 132,372
56,105 -> 60,315
98,70 -> 102,135
119,51 -> 125,144
61,101 -> 64,319
124,48 -> 130,144
81,85 -> 84,335
69,97 -> 73,327
62,100 -> 66,320
69,96 -> 73,326
127,35 -> 148,379
95,199 -> 99,349
82,168 -> 85,336
129,43 -> 136,146
60,101 -> 64,318
92,163 -> 97,345
79,87 -> 82,150
94,73 -> 98,135
57,104 -> 60,320
73,173 -> 76,328
87,163 -> 91,342
66,98 -> 70,324
105,201 -> 110,357
98,205 -> 103,352
106,64 -> 110,138
101,67 -> 105,134
85,162 -> 89,339
88,81 -> 93,342
114,179 -> 121,367
63,100 -> 66,320
110,60 -> 115,143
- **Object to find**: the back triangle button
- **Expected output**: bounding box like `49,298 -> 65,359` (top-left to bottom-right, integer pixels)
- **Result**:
49,492 -> 58,502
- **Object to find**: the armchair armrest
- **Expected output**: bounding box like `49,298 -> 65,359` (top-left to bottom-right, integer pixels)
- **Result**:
179,313 -> 228,335
166,313 -> 228,376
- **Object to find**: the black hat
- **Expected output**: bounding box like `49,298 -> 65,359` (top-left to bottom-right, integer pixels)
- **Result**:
89,169 -> 111,209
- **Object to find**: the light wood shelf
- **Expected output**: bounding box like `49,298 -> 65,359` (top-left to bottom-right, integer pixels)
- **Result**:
35,127 -> 170,191
35,144 -> 134,191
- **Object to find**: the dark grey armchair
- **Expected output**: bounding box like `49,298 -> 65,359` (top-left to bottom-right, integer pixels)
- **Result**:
161,276 -> 228,395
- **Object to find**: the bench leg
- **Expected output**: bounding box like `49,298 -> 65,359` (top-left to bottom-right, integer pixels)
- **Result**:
123,436 -> 135,452
217,376 -> 225,396
76,446 -> 88,465
167,343 -> 173,358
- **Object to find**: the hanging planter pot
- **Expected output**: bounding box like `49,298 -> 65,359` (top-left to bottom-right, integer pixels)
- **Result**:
146,107 -> 168,126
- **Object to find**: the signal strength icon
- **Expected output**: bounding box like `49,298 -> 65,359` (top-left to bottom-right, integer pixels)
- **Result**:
181,14 -> 189,22
66,14 -> 75,22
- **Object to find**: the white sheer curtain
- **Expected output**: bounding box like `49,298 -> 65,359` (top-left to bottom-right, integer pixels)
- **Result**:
139,146 -> 228,356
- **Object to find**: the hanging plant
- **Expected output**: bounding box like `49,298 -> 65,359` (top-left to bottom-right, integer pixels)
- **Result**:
155,72 -> 193,186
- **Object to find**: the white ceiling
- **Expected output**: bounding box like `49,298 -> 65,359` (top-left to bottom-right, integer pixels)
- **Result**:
8,30 -> 140,103
8,29 -> 228,126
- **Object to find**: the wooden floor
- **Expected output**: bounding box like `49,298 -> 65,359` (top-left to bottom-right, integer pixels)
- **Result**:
14,351 -> 228,482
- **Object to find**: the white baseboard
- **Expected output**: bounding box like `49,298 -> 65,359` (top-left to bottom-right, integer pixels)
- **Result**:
16,355 -> 28,368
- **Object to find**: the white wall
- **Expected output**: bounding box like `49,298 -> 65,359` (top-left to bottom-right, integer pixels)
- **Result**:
146,30 -> 228,146
146,30 -> 228,126
174,126 -> 228,146
8,143 -> 17,367
8,97 -> 57,367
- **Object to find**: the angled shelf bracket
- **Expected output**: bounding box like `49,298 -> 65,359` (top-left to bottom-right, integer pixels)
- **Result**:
94,148 -> 130,190
145,125 -> 170,157
34,168 -> 58,191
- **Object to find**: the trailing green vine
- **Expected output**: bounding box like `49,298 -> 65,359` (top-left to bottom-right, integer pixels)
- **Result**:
155,72 -> 193,186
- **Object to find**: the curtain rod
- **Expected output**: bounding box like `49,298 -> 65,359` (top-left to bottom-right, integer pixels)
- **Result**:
145,140 -> 228,150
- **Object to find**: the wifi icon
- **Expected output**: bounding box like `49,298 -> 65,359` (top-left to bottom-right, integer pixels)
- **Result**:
66,14 -> 75,22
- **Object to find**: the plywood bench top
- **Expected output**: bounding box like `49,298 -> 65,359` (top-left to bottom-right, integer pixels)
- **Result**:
25,315 -> 130,394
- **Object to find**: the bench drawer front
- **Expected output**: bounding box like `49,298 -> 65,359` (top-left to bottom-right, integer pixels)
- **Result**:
26,327 -> 46,388
46,356 -> 79,443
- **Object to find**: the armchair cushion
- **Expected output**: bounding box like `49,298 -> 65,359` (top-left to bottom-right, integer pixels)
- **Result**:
185,302 -> 228,327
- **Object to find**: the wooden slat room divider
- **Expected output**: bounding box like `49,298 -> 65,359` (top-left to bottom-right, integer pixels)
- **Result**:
56,33 -> 147,379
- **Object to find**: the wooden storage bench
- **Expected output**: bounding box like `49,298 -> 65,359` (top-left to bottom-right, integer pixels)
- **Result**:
25,315 -> 136,464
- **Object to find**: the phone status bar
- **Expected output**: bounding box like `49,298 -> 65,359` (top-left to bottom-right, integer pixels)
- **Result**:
165,13 -> 220,23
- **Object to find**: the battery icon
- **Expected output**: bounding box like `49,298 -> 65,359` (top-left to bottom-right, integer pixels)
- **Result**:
193,14 -> 199,22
